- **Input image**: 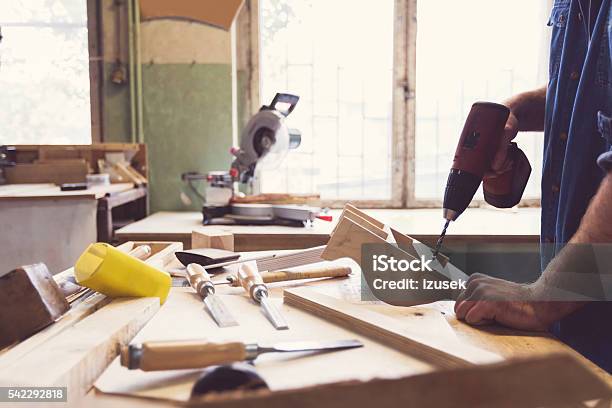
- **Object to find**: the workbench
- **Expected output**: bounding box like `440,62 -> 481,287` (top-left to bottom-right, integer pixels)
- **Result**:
1,243 -> 609,407
115,207 -> 541,251
0,183 -> 147,273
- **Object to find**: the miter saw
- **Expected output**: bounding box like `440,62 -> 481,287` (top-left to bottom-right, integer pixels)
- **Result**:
182,93 -> 330,226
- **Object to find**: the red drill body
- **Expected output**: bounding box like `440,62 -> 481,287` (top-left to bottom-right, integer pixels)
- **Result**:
434,102 -> 532,256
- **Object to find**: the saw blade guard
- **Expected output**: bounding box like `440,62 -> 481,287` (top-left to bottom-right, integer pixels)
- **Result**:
231,93 -> 301,181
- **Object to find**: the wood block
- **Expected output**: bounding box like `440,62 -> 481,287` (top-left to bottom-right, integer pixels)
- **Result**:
0,263 -> 70,348
285,287 -> 502,368
192,228 -> 234,251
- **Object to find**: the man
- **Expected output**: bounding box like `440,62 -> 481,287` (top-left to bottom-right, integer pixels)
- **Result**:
454,0 -> 612,372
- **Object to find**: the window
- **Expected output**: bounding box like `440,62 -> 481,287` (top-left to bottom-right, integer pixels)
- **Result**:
244,0 -> 551,206
257,0 -> 396,203
415,0 -> 548,200
0,0 -> 91,145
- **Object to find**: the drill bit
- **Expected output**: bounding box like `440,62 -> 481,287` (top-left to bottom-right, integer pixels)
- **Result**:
432,219 -> 450,259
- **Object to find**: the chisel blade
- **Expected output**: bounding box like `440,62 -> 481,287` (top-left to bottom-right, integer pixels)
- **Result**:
203,295 -> 238,327
267,339 -> 363,353
260,296 -> 288,330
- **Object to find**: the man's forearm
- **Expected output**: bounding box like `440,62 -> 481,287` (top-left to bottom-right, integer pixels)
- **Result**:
533,172 -> 612,305
571,173 -> 612,243
505,86 -> 547,132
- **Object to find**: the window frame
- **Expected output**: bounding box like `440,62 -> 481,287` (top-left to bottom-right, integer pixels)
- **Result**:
237,0 -> 541,209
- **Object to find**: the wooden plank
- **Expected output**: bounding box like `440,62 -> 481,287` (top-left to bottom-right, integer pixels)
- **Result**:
284,287 -> 502,368
322,216 -> 390,266
339,208 -> 388,240
0,297 -> 159,404
344,204 -> 386,229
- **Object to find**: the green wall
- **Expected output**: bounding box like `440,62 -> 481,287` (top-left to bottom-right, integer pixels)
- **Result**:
101,62 -> 234,212
142,63 -> 233,212
102,62 -> 131,143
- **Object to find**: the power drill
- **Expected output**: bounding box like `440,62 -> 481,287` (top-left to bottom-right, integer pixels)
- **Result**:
432,102 -> 532,257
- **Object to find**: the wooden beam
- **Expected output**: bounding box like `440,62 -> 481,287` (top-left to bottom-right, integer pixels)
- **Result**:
284,287 -> 502,368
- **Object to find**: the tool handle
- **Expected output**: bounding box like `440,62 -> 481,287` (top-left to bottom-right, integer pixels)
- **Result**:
120,340 -> 247,371
128,245 -> 152,261
186,263 -> 214,296
262,266 -> 352,283
482,143 -> 531,208
237,261 -> 265,300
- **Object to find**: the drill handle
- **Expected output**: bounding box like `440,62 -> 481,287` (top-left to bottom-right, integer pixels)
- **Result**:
483,143 -> 532,208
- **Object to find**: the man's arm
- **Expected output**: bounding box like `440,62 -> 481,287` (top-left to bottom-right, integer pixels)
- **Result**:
454,171 -> 612,330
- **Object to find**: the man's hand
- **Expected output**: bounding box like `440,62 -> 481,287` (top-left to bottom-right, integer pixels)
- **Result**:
454,273 -> 557,331
490,110 -> 519,174
487,87 -> 547,175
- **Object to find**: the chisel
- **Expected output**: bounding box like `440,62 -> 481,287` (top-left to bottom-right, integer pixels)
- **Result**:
186,263 -> 238,327
237,261 -> 288,330
216,265 -> 352,286
120,339 -> 363,371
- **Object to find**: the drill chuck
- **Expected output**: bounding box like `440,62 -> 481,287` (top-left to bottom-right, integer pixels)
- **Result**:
442,169 -> 481,221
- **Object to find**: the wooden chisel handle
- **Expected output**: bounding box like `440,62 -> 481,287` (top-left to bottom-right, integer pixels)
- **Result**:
229,266 -> 352,286
261,266 -> 351,284
128,245 -> 152,260
237,261 -> 266,300
186,263 -> 214,296
120,340 -> 247,371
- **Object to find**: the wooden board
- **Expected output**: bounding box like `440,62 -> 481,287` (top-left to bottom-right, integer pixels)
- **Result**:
285,287 -> 501,369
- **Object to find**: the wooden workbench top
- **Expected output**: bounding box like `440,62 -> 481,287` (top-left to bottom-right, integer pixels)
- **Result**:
0,183 -> 137,201
86,255 -> 609,407
115,208 -> 541,251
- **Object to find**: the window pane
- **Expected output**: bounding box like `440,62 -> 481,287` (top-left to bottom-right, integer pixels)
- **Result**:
258,0 -> 394,200
0,0 -> 91,145
415,0 -> 547,200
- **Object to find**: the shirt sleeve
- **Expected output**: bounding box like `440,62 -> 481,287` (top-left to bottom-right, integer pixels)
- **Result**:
597,151 -> 612,171
597,110 -> 612,171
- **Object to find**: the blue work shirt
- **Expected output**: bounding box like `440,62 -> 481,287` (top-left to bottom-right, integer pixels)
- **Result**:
543,0 -> 612,372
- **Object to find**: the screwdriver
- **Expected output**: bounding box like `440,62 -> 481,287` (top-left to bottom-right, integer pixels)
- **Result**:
186,263 -> 238,328
237,261 -> 288,330
216,265 -> 352,286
